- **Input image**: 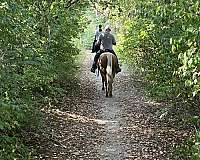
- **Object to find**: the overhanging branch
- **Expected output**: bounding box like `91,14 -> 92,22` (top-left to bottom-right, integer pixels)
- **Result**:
89,0 -> 109,17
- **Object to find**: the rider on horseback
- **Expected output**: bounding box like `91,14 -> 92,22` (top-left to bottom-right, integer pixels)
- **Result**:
90,25 -> 121,73
92,25 -> 102,53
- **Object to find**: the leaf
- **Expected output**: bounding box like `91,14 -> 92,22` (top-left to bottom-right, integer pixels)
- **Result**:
170,38 -> 173,45
188,58 -> 193,66
172,45 -> 176,53
185,80 -> 193,86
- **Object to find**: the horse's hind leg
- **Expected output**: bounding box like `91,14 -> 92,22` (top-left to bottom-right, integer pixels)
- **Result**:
108,83 -> 112,97
102,77 -> 105,90
100,72 -> 105,90
105,79 -> 108,97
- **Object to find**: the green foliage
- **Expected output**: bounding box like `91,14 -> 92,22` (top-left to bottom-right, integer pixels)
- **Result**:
177,116 -> 200,159
108,0 -> 200,101
80,9 -> 107,49
0,0 -> 89,158
80,9 -> 97,49
178,133 -> 200,159
0,136 -> 31,160
0,102 -> 34,159
0,102 -> 26,131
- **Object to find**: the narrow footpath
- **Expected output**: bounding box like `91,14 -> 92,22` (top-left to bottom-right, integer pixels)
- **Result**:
34,51 -> 192,160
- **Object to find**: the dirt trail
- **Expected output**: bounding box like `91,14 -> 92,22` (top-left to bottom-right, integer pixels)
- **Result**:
34,51 -> 191,160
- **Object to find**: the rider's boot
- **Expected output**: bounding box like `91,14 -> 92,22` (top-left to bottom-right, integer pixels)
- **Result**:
91,62 -> 97,73
91,50 -> 102,73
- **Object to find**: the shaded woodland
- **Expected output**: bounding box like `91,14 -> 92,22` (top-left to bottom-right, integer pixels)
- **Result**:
0,0 -> 200,159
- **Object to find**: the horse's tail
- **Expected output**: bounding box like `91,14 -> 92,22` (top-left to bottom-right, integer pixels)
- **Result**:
106,54 -> 113,83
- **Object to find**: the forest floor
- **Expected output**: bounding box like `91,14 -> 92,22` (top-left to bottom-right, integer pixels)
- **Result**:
32,51 -> 193,160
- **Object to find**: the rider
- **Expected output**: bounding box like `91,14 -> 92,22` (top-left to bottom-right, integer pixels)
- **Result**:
90,25 -> 121,73
94,24 -> 102,41
92,25 -> 102,53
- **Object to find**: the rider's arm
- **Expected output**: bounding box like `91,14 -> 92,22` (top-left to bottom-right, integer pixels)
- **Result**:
94,30 -> 98,41
97,34 -> 102,45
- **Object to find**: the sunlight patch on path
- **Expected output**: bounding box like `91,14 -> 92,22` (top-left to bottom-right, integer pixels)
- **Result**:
41,108 -> 117,125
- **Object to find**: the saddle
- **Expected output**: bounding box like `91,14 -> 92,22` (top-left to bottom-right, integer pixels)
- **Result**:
102,49 -> 115,55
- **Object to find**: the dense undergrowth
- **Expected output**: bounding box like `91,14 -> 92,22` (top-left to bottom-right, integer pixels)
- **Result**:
0,1 -> 89,159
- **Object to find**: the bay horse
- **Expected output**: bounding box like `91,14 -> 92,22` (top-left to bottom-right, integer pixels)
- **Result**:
98,52 -> 118,97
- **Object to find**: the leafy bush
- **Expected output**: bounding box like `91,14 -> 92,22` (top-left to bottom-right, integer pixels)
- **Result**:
177,116 -> 200,159
0,101 -> 38,159
0,0 -> 89,158
108,0 -> 200,101
0,136 -> 31,160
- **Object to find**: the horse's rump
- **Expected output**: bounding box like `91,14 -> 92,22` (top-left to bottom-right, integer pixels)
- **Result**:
98,52 -> 117,97
99,52 -> 117,75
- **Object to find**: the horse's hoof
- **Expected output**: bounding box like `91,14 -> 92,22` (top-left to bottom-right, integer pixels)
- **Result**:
102,88 -> 105,91
106,94 -> 108,97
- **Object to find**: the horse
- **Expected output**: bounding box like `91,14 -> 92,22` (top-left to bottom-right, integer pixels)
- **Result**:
97,52 -> 118,97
